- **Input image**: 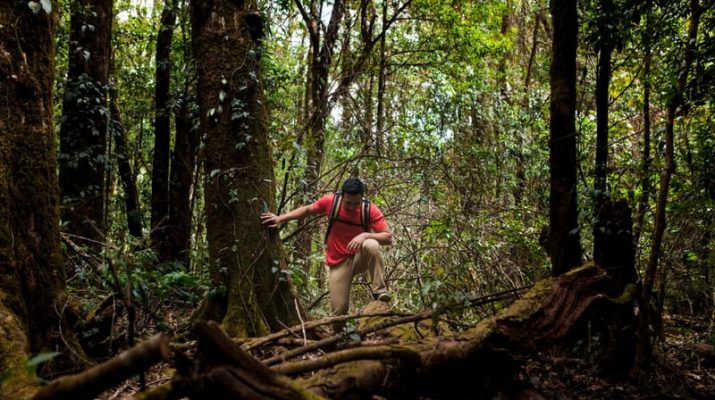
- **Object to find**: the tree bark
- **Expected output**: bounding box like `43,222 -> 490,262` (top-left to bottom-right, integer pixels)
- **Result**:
632,0 -> 652,251
166,90 -> 198,267
0,1 -> 79,394
593,0 -> 614,262
58,0 -> 113,246
633,0 -> 702,374
151,0 -> 177,260
33,334 -> 170,400
549,0 -> 582,275
190,0 -> 303,337
110,91 -> 143,240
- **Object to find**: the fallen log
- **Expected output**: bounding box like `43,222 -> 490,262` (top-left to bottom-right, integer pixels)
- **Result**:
33,334 -> 170,400
297,264 -> 636,399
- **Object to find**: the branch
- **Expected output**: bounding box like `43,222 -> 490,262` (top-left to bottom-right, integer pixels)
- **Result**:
274,345 -> 420,375
262,287 -> 528,365
33,334 -> 171,400
293,0 -> 318,40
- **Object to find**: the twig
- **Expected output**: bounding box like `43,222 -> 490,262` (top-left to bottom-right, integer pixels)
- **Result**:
242,310 -> 411,351
295,299 -> 307,346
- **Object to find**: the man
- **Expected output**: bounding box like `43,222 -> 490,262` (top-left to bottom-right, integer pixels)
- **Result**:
260,178 -> 392,322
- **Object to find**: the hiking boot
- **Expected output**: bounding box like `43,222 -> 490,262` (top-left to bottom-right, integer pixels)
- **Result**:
373,291 -> 392,302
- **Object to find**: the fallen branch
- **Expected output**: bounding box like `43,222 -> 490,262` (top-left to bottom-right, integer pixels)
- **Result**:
273,344 -> 420,375
33,334 -> 171,400
263,287 -> 527,365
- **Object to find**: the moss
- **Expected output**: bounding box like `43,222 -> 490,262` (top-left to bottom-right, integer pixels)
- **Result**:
609,283 -> 636,305
0,293 -> 38,399
563,262 -> 595,277
498,278 -> 554,323
276,376 -> 328,400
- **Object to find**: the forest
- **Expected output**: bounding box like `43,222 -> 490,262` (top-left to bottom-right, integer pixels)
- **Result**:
0,0 -> 714,398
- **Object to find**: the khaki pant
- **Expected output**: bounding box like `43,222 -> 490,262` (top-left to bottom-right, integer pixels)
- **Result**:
328,239 -> 387,321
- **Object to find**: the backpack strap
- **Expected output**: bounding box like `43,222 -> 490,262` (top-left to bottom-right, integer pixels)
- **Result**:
324,191 -> 342,244
361,198 -> 371,232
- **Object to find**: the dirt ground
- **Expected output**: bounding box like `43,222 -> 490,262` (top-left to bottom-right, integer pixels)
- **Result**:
524,319 -> 715,399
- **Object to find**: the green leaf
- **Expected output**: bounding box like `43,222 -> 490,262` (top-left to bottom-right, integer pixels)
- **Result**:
28,1 -> 41,14
40,0 -> 52,13
26,352 -> 61,374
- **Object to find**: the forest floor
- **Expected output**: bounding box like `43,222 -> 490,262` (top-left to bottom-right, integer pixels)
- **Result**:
100,313 -> 715,399
524,316 -> 715,399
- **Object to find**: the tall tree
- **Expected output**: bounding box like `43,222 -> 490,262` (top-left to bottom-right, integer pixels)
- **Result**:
592,0 -> 615,262
166,90 -> 198,267
0,1 -> 76,394
58,0 -> 113,245
190,0 -> 303,336
110,88 -> 143,239
633,0 -> 702,373
151,0 -> 178,259
633,0 -> 652,250
549,0 -> 582,275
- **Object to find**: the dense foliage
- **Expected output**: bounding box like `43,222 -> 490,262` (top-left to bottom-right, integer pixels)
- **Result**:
48,0 -> 714,342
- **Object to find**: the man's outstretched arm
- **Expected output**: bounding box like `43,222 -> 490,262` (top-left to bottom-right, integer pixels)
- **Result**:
260,205 -> 316,228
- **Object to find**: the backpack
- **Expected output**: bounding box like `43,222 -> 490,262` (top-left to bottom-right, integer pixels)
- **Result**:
324,191 -> 371,244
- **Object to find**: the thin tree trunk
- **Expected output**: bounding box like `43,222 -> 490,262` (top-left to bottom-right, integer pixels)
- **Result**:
632,0 -> 702,374
167,91 -> 197,267
110,91 -> 143,239
58,0 -> 113,246
375,0 -> 388,154
593,0 -> 614,262
151,0 -> 177,259
549,0 -> 582,276
293,0 -> 345,278
515,9 -> 543,207
633,0 -> 652,251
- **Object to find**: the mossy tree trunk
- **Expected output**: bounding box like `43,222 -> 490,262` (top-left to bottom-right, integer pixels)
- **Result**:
0,2 -> 71,394
190,0 -> 303,337
58,0 -> 113,246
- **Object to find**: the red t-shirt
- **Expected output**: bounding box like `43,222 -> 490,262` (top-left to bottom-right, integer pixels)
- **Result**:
311,193 -> 389,267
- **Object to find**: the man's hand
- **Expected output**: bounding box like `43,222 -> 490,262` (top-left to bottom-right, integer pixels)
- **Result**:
260,212 -> 281,228
347,232 -> 370,252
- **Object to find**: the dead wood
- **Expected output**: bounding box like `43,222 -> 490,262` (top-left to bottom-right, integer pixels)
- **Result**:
296,265 -> 635,399
33,334 -> 170,400
166,321 -> 324,400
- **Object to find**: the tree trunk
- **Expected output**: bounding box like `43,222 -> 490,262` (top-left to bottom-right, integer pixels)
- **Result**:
167,90 -> 198,268
633,0 -> 702,375
190,0 -> 303,337
549,0 -> 582,275
0,2 -> 77,394
293,0 -> 345,278
632,0 -> 652,251
58,0 -> 113,246
151,0 -> 177,260
593,0 -> 614,262
375,0 -> 388,153
515,9 -> 543,207
110,91 -> 143,240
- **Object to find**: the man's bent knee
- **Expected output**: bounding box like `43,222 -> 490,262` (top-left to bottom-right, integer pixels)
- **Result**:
362,238 -> 380,253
